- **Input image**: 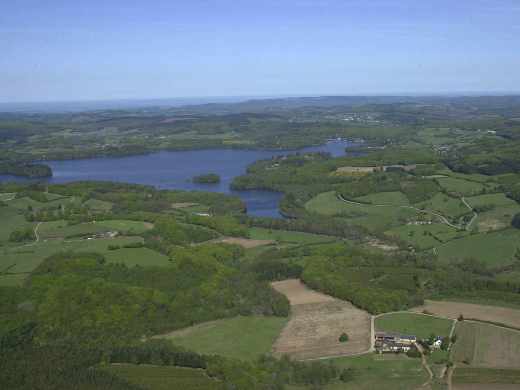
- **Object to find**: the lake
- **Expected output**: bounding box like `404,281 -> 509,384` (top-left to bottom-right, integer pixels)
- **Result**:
1,140 -> 358,218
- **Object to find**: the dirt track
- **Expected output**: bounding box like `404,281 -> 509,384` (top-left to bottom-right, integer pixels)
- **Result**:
271,279 -> 371,360
411,300 -> 520,329
218,237 -> 275,249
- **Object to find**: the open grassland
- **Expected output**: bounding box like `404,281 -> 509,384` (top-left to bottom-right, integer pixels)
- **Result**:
216,236 -> 275,249
249,227 -> 335,245
0,192 -> 16,201
154,315 -> 287,361
453,321 -> 520,369
437,169 -> 494,184
411,300 -> 520,329
305,191 -> 417,231
104,247 -> 170,267
436,229 -> 520,267
453,368 -> 520,388
0,206 -> 35,242
104,364 -> 220,390
385,223 -> 468,250
416,193 -> 470,219
271,279 -> 371,360
355,191 -> 409,205
38,219 -> 152,239
436,176 -> 486,196
375,312 -> 453,339
83,198 -> 113,211
325,353 -> 427,390
0,236 -> 144,286
465,193 -> 520,232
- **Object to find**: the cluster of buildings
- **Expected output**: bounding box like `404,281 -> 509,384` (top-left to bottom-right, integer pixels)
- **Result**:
374,331 -> 444,353
374,332 -> 417,353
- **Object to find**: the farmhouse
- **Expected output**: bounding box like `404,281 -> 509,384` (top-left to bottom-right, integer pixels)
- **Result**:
374,331 -> 417,353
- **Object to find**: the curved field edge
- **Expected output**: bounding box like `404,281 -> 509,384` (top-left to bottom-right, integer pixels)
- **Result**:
152,315 -> 288,361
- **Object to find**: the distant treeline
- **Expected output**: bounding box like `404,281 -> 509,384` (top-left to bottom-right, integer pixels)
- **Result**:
0,161 -> 52,178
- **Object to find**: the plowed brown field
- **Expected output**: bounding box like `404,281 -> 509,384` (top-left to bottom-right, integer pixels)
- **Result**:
271,279 -> 371,360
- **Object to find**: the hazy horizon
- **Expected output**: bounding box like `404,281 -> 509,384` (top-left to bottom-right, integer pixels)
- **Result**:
2,0 -> 520,103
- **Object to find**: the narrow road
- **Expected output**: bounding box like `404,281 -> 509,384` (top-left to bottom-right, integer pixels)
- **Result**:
23,222 -> 41,247
416,343 -> 434,387
461,197 -> 478,231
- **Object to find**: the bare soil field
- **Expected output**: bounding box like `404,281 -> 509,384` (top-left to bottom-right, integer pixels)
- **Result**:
271,279 -> 371,360
411,300 -> 520,329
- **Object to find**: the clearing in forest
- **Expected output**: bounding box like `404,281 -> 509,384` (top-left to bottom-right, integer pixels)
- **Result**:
153,315 -> 287,361
271,279 -> 371,360
411,300 -> 520,329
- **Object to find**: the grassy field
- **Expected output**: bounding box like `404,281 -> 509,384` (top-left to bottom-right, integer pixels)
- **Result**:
0,192 -> 15,201
83,198 -> 113,211
249,227 -> 335,245
104,247 -> 170,267
417,193 -> 470,219
436,229 -> 520,267
0,206 -> 35,242
465,193 -> 520,232
355,191 -> 410,205
0,236 -> 144,286
38,219 -> 152,239
375,312 -> 453,339
326,353 -> 427,390
104,364 -> 220,390
305,191 -> 417,231
436,177 -> 486,196
453,321 -> 520,369
385,223 -> 468,250
453,367 -> 520,385
156,315 -> 288,361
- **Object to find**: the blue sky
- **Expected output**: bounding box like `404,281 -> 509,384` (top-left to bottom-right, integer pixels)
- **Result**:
1,0 -> 519,102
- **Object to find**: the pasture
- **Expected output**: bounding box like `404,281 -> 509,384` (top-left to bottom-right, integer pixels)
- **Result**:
305,191 -> 417,231
0,236 -> 144,286
453,321 -> 520,369
416,192 -> 470,219
155,315 -> 287,361
385,223 -> 467,250
375,312 -> 453,339
355,191 -> 409,205
0,206 -> 35,242
436,229 -> 520,267
38,219 -> 152,239
271,279 -> 371,360
453,368 -> 520,388
249,227 -> 335,245
326,353 -> 427,390
436,176 -> 486,196
105,364 -> 220,390
465,193 -> 520,232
